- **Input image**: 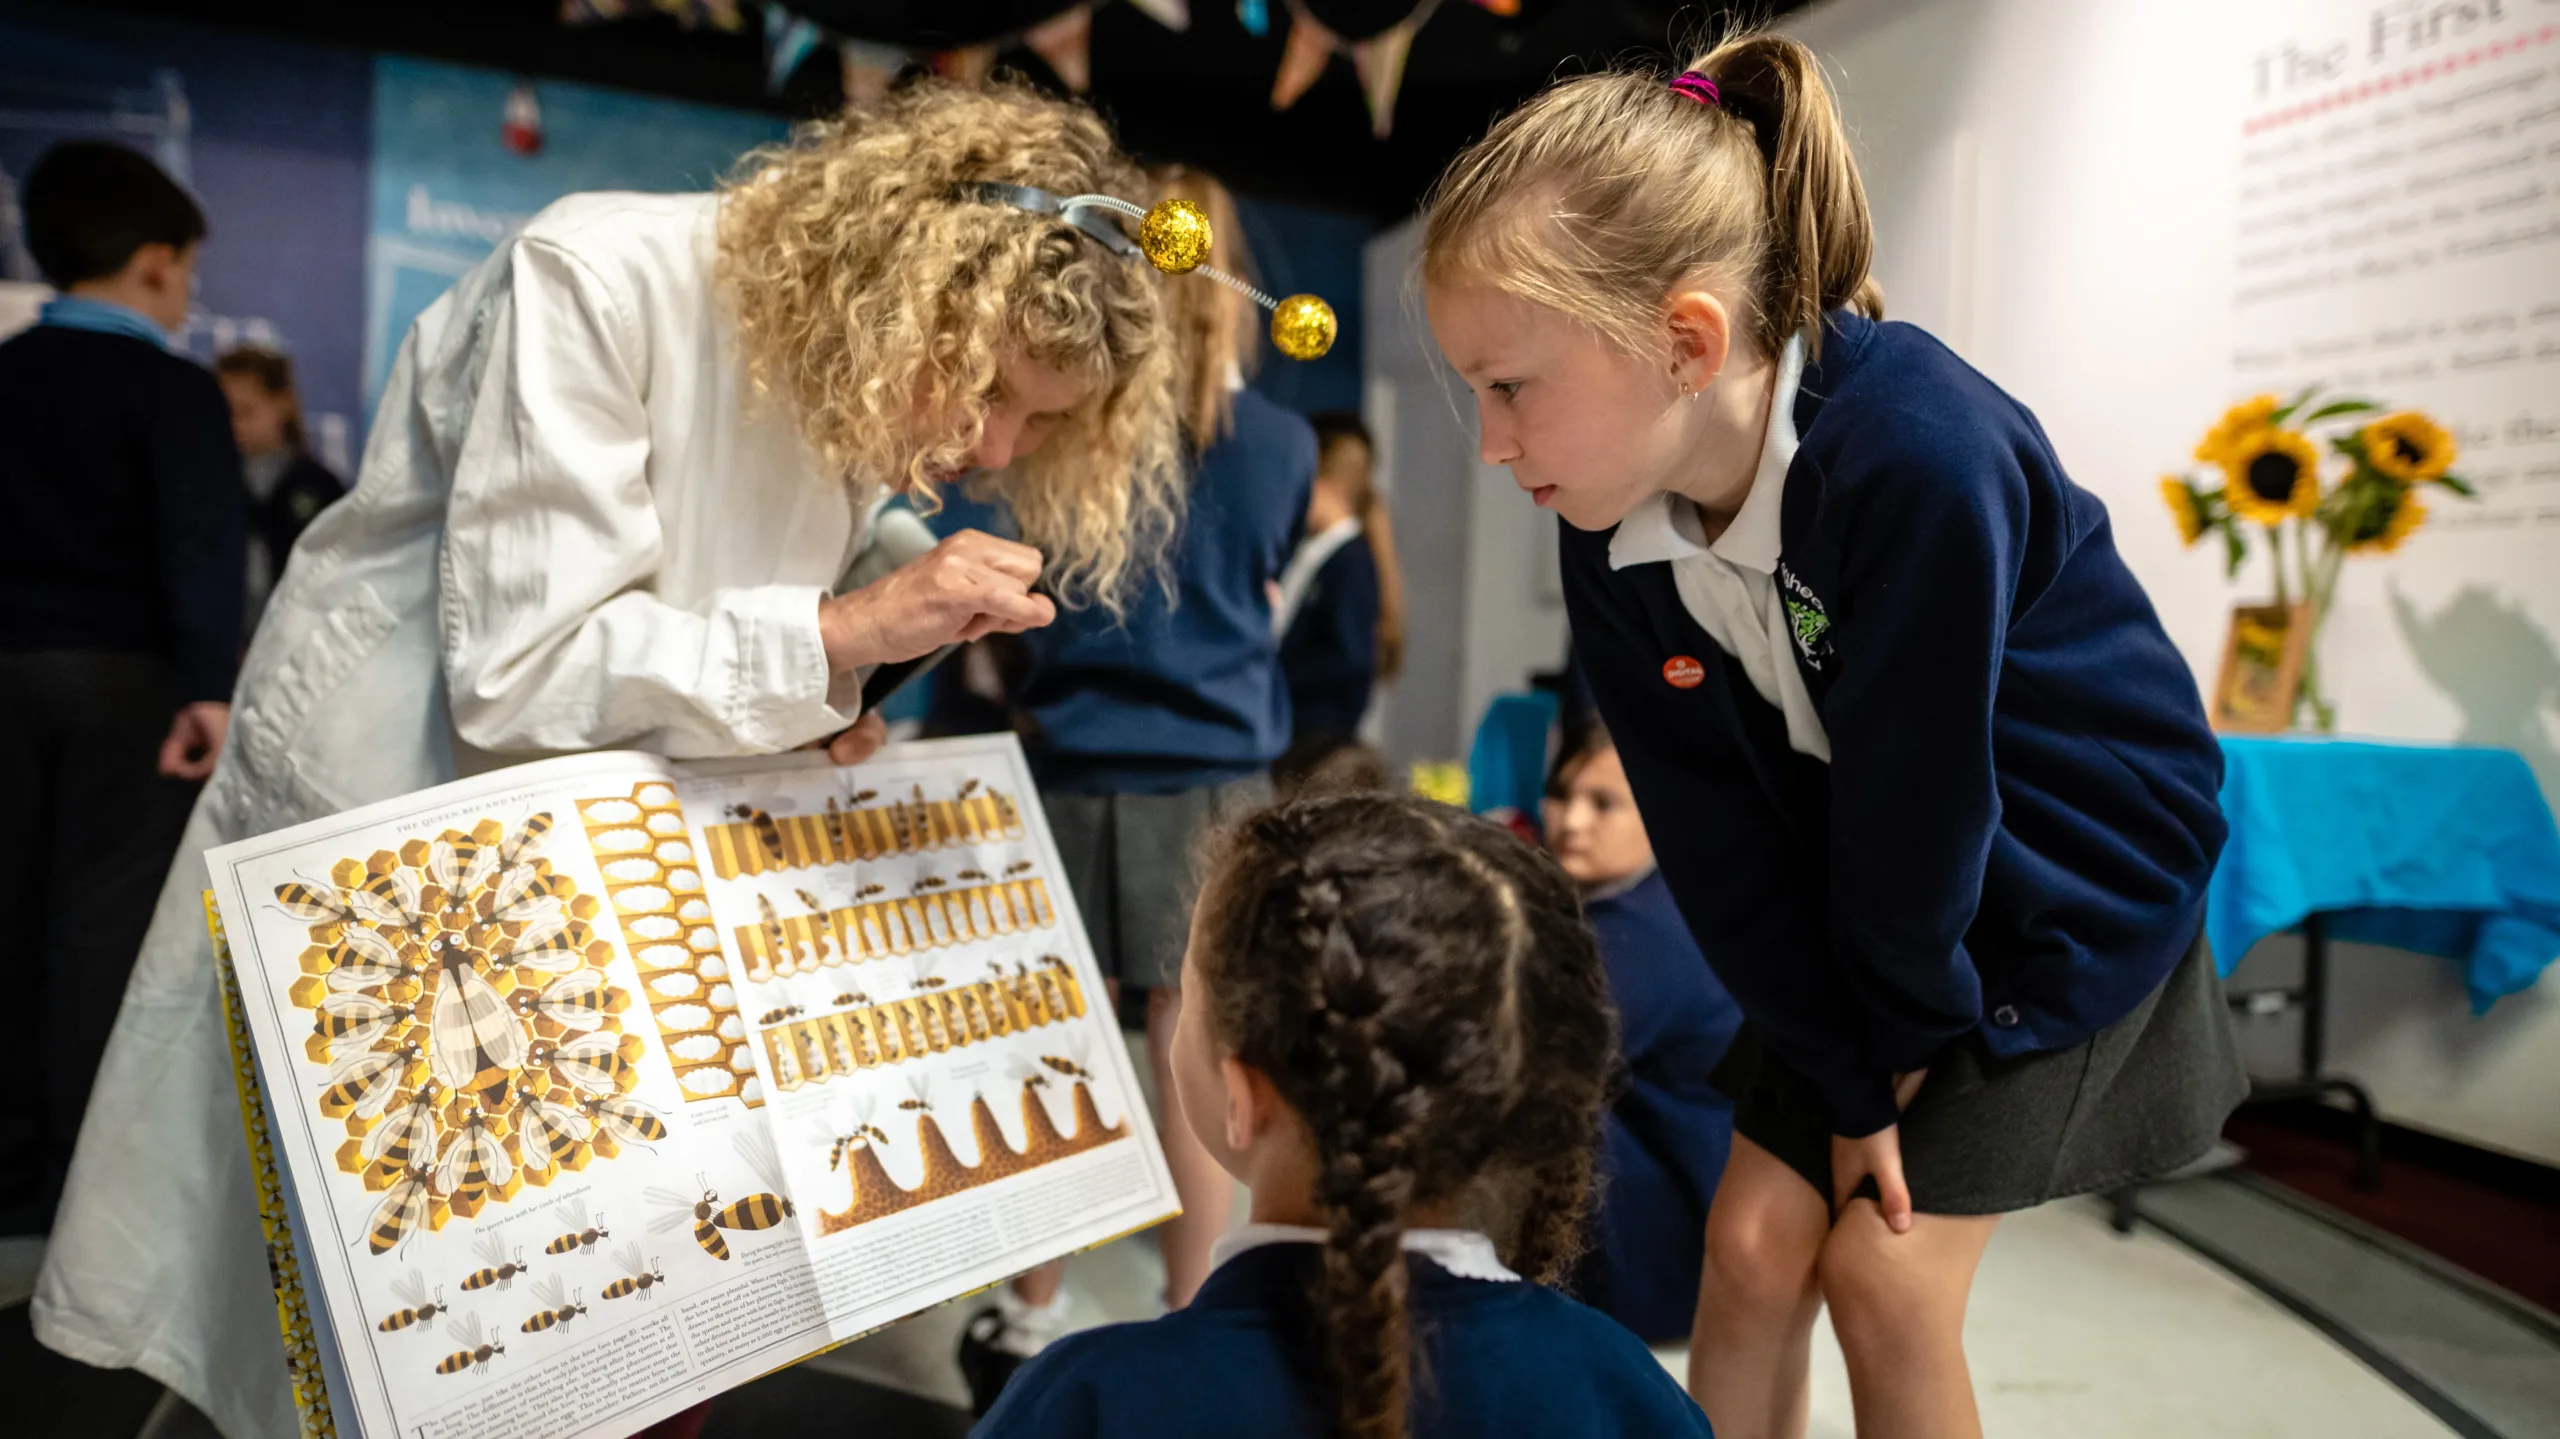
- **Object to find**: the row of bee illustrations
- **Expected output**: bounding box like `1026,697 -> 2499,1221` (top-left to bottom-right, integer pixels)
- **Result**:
705,776 -> 1022,880
578,786 -> 757,1105
272,813 -> 671,1253
755,953 -> 1089,1094
740,861 -> 1051,981
378,1130 -> 794,1377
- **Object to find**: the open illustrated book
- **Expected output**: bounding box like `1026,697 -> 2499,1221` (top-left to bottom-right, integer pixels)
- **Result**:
202,734 -> 1181,1439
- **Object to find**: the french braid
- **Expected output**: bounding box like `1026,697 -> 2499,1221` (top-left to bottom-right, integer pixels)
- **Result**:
1195,794 -> 1614,1438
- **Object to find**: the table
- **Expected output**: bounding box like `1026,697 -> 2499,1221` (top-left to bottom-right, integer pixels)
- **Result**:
2207,736 -> 2560,1189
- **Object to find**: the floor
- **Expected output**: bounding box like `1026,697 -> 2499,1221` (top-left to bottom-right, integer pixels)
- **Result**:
6,1173 -> 2546,1438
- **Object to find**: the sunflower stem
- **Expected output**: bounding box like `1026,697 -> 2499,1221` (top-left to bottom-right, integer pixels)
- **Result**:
2292,518 -> 2332,732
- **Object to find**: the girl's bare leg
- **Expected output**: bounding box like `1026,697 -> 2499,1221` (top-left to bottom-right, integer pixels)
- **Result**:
1819,1204 -> 2000,1439
1690,1136 -> 1832,1439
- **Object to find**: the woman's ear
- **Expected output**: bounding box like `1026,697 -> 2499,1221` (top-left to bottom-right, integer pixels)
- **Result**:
1663,289 -> 1736,396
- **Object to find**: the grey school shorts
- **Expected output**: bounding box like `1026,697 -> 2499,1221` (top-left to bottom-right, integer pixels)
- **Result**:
1712,933 -> 2248,1215
1041,773 -> 1273,994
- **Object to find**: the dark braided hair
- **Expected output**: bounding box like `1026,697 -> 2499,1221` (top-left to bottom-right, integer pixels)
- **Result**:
1194,793 -> 1614,1439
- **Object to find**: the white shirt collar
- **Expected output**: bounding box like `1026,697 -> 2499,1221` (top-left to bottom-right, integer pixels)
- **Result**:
1609,330 -> 1806,576
1209,1222 -> 1521,1283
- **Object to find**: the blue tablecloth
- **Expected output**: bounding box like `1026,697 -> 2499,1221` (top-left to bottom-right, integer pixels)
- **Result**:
2208,737 -> 2560,1011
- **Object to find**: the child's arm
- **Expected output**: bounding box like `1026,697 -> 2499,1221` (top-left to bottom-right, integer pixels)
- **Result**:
1808,421 -> 2038,1141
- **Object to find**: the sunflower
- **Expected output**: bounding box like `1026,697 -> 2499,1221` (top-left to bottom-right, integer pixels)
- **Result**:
2220,428 -> 2322,525
2343,485 -> 2426,554
2359,411 -> 2456,482
2196,394 -> 2280,465
2160,475 -> 2209,546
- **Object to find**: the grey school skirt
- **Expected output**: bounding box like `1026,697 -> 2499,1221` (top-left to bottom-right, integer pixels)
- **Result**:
1042,773 -> 1272,994
1712,934 -> 2248,1215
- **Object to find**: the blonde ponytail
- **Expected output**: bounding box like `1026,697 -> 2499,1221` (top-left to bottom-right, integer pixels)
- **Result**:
1422,30 -> 1875,363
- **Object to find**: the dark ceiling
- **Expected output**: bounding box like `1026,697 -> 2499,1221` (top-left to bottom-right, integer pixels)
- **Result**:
57,0 -> 1809,220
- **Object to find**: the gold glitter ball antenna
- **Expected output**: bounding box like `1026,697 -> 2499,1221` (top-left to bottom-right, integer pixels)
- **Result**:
1139,198 -> 1212,275
1270,294 -> 1338,361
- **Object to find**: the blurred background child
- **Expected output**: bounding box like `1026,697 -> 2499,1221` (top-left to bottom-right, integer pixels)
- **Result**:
1545,722 -> 1741,1345
213,345 -> 345,640
1275,411 -> 1402,749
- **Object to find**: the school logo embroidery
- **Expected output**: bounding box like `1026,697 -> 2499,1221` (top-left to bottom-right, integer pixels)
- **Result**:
1662,655 -> 1706,690
1777,563 -> 1834,670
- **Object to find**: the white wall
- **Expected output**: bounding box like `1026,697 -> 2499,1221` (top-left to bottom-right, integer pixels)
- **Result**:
1786,0 -> 2560,1164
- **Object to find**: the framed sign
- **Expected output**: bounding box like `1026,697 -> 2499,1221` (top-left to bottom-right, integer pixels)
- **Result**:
2211,603 -> 2311,733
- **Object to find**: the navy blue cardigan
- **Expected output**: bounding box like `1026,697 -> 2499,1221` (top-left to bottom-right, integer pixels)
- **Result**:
974,1243 -> 1712,1438
1559,311 -> 2225,1138
1018,387 -> 1314,793
1278,532 -> 1380,740
1572,869 -> 1740,1344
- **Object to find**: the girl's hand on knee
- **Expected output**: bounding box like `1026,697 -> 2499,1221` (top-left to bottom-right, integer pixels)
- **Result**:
1831,1126 -> 1913,1234
1833,1068 -> 1927,1234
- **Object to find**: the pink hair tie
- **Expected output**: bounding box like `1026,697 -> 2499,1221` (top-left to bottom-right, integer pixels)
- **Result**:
1668,71 -> 1721,106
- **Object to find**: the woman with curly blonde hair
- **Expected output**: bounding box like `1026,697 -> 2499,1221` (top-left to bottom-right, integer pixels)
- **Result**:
36,80 -> 1184,1439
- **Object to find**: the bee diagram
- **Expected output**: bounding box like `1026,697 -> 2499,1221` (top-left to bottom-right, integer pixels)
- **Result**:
602,1243 -> 666,1302
375,1270 -> 447,1334
518,1275 -> 588,1335
643,1128 -> 796,1260
433,1313 -> 504,1376
576,784 -> 754,1106
271,811 -> 660,1256
700,779 -> 1024,879
753,952 -> 1089,1098
541,1198 -> 608,1256
459,1229 -> 532,1292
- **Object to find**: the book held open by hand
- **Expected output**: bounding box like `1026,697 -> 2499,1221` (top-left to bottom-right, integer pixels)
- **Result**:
203,734 -> 1179,1439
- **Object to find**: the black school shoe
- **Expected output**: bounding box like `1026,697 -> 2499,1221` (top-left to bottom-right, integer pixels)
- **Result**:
957,1305 -> 1028,1418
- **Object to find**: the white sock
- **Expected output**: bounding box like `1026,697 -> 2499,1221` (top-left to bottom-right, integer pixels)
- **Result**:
993,1286 -> 1072,1357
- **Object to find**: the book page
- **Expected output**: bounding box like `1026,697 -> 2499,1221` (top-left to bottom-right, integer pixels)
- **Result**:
209,751 -> 838,1439
209,738 -> 1179,1439
667,735 -> 1180,1342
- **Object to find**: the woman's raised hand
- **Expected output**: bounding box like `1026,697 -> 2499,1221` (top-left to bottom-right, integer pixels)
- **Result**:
818,529 -> 1056,673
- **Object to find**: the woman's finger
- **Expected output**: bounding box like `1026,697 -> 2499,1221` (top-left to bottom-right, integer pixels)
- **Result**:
827,712 -> 889,766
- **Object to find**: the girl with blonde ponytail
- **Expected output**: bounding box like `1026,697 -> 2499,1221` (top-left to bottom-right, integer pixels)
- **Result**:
1423,29 -> 2241,1439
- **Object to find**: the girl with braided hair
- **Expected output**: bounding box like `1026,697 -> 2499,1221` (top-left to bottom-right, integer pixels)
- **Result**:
976,792 -> 1709,1439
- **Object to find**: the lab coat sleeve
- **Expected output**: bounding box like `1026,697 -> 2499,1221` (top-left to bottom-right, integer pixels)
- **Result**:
438,236 -> 856,758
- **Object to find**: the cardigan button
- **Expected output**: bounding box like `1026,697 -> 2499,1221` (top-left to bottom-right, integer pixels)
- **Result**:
1991,1004 -> 2021,1028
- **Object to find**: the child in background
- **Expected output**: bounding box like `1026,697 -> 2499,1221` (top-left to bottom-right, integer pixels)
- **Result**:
1422,31 -> 2240,1437
0,140 -> 243,1235
1274,412 -> 1403,746
1544,722 -> 1740,1345
214,345 -> 346,640
976,793 -> 1709,1439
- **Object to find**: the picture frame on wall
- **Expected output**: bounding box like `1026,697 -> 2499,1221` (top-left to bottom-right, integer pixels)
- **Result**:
2211,603 -> 2311,734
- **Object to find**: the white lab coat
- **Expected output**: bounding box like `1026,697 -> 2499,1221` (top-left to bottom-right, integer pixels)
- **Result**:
32,191 -> 879,1438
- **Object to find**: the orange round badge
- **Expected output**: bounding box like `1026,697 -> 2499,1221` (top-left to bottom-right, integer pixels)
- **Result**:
1662,655 -> 1705,689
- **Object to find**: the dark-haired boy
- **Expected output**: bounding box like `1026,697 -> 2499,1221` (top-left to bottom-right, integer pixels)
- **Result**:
0,139 -> 244,1233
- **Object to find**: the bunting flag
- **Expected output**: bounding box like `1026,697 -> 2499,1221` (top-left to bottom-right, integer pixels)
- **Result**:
1125,0 -> 1191,31
932,44 -> 999,86
1236,0 -> 1270,36
839,38 -> 907,107
1025,4 -> 1094,93
1464,0 -> 1517,13
1351,6 -> 1426,138
558,0 -> 632,22
1269,6 -> 1337,110
763,6 -> 824,91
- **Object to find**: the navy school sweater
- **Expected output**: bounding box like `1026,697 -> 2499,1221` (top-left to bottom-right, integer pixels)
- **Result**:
0,323 -> 246,701
973,1242 -> 1713,1438
1558,310 -> 2225,1138
1571,869 -> 1740,1344
1278,531 -> 1380,741
1017,387 -> 1315,793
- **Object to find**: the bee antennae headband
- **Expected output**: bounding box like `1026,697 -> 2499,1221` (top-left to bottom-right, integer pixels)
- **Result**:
957,182 -> 1337,361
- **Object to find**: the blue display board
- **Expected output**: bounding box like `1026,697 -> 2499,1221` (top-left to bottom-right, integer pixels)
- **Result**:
364,55 -> 785,413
